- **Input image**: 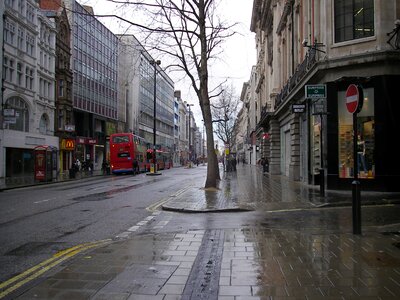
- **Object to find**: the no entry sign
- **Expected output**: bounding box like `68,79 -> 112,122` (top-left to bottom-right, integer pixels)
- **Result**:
345,84 -> 363,114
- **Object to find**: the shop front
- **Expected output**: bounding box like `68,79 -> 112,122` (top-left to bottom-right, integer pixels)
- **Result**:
59,138 -> 75,174
75,137 -> 97,168
327,75 -> 400,191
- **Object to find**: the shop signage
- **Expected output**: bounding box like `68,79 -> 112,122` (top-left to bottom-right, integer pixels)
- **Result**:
76,137 -> 98,145
3,109 -> 15,116
3,116 -> 16,124
305,84 -> 326,99
64,124 -> 75,132
292,104 -> 306,113
61,139 -> 75,150
345,84 -> 363,114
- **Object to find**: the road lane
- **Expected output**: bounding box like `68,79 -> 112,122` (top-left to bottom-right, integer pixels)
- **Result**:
0,166 -> 207,284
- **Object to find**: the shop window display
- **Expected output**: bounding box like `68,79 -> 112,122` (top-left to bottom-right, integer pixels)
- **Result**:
338,88 -> 375,179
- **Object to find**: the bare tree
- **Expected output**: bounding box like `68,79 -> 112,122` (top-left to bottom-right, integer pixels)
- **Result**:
212,84 -> 241,154
96,0 -> 236,188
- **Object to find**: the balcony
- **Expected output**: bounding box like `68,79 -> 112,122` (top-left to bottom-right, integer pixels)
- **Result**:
274,48 -> 317,110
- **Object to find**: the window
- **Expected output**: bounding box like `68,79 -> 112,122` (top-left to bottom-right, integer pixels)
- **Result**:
58,109 -> 64,130
25,67 -> 34,90
18,0 -> 24,15
17,28 -> 25,50
26,34 -> 35,56
112,135 -> 129,143
17,62 -> 23,86
3,57 -> 15,82
58,79 -> 64,97
39,114 -> 49,134
5,0 -> 16,9
5,97 -> 29,132
338,87 -> 375,179
5,20 -> 16,45
334,0 -> 374,43
26,4 -> 35,24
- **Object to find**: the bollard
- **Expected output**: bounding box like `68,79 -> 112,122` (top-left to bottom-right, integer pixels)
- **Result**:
352,180 -> 362,234
319,168 -> 325,197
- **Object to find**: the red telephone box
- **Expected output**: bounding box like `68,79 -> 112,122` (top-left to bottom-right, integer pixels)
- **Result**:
34,145 -> 58,182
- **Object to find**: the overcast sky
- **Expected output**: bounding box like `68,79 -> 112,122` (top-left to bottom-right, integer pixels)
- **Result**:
79,0 -> 256,123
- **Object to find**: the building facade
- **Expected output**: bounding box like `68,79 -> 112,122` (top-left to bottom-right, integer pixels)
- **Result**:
1,0 -> 59,184
40,0 -> 75,176
118,35 -> 175,156
63,0 -> 119,171
173,91 -> 184,166
251,0 -> 400,191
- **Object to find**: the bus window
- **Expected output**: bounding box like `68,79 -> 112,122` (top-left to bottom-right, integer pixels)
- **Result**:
112,135 -> 129,144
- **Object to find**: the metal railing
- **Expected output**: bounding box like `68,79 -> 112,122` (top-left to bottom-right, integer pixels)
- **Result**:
274,48 -> 317,110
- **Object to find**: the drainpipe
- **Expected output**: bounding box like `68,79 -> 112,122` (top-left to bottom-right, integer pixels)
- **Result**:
291,1 -> 295,74
311,0 -> 315,43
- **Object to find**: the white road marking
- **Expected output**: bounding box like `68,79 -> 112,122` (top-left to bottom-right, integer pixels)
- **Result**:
34,198 -> 55,204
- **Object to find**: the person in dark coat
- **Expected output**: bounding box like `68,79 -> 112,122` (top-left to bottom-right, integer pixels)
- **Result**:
262,157 -> 269,173
132,159 -> 139,175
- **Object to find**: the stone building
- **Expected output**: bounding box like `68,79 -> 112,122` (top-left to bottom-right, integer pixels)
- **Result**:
1,0 -> 58,184
40,0 -> 75,176
251,0 -> 400,191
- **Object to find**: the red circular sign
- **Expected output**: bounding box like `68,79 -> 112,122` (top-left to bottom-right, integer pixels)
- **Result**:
345,84 -> 360,114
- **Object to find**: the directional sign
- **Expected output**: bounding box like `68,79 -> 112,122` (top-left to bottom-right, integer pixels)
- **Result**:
305,84 -> 326,99
313,102 -> 326,114
292,104 -> 306,113
345,84 -> 363,114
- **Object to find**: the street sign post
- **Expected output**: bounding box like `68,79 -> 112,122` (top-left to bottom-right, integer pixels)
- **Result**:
345,84 -> 363,114
305,84 -> 326,99
306,84 -> 327,197
292,104 -> 306,113
346,83 -> 364,235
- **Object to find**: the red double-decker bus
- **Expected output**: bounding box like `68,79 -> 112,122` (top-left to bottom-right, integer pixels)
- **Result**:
145,149 -> 173,171
109,133 -> 147,174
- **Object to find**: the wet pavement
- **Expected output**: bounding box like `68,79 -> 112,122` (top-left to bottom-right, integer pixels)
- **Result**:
2,164 -> 400,299
162,166 -> 400,213
0,170 -> 104,192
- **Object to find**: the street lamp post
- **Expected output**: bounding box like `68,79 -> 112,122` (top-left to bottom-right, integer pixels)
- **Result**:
147,59 -> 161,176
187,103 -> 194,166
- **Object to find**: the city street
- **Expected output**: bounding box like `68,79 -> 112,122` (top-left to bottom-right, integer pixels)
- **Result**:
0,166 -> 199,284
1,164 -> 400,299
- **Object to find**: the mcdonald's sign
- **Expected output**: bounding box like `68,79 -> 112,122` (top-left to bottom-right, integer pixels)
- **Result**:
61,139 -> 75,150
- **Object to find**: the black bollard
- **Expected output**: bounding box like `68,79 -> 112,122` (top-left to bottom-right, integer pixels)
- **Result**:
352,180 -> 361,234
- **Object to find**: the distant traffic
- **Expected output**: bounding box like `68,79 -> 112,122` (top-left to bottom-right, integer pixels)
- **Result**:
109,133 -> 172,174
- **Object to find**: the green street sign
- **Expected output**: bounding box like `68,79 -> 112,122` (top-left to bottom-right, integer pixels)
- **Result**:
305,84 -> 326,99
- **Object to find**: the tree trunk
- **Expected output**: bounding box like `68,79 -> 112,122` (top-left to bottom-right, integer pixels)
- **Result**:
199,0 -> 220,188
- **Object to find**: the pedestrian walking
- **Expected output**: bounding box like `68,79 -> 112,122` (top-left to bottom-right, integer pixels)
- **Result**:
89,160 -> 94,176
132,159 -> 139,175
262,157 -> 269,173
75,158 -> 81,171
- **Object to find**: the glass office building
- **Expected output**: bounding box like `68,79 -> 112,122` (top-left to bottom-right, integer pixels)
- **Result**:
71,1 -> 118,119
